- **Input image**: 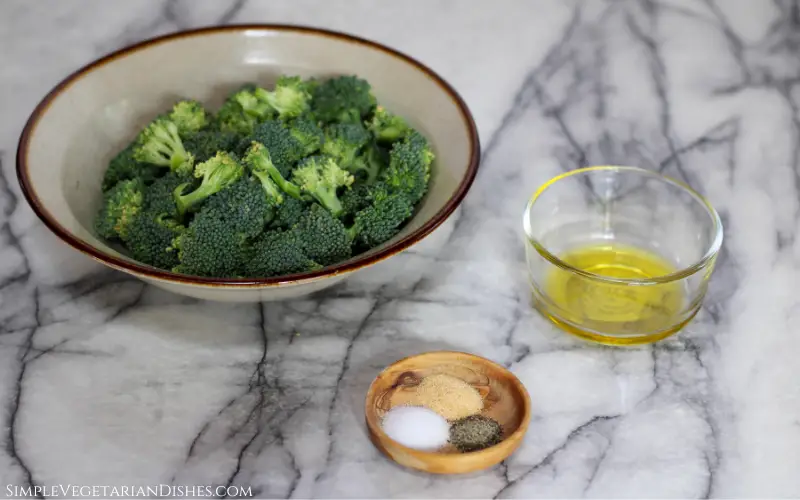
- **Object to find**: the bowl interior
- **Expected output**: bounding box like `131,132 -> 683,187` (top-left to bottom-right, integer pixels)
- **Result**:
20,27 -> 476,283
364,351 -> 531,473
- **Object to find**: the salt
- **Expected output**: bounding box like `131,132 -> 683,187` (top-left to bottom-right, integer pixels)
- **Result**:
381,406 -> 450,451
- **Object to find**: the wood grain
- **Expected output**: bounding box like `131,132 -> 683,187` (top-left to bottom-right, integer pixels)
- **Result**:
364,350 -> 532,475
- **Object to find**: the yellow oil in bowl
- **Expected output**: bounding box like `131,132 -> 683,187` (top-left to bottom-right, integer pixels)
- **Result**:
538,242 -> 690,345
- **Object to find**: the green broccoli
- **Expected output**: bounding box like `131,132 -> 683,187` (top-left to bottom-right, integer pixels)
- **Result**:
349,193 -> 413,249
256,76 -> 314,120
368,105 -> 410,143
349,143 -> 389,185
94,178 -> 144,241
96,73 -> 435,280
292,155 -> 355,217
340,183 -> 371,219
102,143 -> 161,191
231,77 -> 314,122
133,117 -> 194,175
292,203 -> 352,266
183,129 -> 240,163
169,100 -> 209,135
205,176 -> 274,240
270,196 -> 307,230
174,152 -> 244,217
213,84 -> 260,135
339,179 -> 393,219
381,131 -> 434,204
241,120 -> 304,177
171,206 -> 247,277
245,229 -> 321,277
321,122 -> 370,170
406,129 -> 435,166
252,166 -> 284,206
243,141 -> 303,200
289,118 -> 324,156
126,211 -> 185,269
142,172 -> 192,219
234,87 -> 274,120
311,75 -> 376,124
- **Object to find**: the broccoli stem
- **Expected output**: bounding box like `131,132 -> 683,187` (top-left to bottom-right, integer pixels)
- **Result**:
316,189 -> 344,218
173,182 -> 209,217
266,165 -> 303,200
252,170 -> 284,205
247,147 -> 304,200
170,151 -> 189,172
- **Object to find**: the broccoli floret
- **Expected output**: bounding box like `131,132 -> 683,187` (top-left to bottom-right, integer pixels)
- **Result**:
133,117 -> 195,175
183,129 -> 240,163
174,152 -> 243,217
381,131 -> 434,204
339,179 -> 392,219
292,155 -> 355,217
102,143 -> 161,191
292,203 -> 352,266
289,118 -> 324,156
245,229 -> 321,277
213,84 -> 260,135
349,143 -> 389,185
340,184 -> 371,219
216,98 -> 257,135
205,176 -> 273,240
243,141 -> 303,200
406,129 -> 435,166
270,196 -> 307,230
241,120 -> 304,177
126,211 -> 184,269
171,206 -> 247,277
368,106 -> 410,143
142,172 -> 191,219
234,87 -> 274,120
311,75 -> 376,124
349,193 -> 413,249
94,178 -> 144,241
256,76 -> 314,120
169,100 -> 209,135
232,77 -> 314,122
321,123 -> 370,170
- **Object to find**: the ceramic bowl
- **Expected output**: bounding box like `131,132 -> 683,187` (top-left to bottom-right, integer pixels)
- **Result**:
365,351 -> 532,474
16,25 -> 480,302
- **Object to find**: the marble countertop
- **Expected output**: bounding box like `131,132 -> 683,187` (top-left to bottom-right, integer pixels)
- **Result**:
2,0 -> 799,498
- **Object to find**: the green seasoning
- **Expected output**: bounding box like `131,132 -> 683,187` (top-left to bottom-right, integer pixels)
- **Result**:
449,415 -> 503,452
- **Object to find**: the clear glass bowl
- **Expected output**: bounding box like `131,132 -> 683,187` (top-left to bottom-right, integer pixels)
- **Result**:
523,166 -> 723,345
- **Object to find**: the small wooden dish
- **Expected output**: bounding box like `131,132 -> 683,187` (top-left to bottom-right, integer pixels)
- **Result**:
364,350 -> 531,475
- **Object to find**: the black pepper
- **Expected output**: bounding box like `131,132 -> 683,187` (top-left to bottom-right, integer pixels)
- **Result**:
449,415 -> 503,452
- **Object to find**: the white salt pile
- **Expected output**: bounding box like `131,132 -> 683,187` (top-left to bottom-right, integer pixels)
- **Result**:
381,406 -> 449,451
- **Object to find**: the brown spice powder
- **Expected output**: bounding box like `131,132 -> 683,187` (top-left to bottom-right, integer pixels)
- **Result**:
405,373 -> 483,420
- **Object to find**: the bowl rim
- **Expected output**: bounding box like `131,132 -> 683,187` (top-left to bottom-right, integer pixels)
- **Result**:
364,350 -> 532,464
16,24 -> 481,288
522,165 -> 724,285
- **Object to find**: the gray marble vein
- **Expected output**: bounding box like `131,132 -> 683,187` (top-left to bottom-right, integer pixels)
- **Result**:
1,0 -> 799,498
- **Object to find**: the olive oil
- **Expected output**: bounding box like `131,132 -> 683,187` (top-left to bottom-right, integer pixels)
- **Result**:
538,242 -> 689,345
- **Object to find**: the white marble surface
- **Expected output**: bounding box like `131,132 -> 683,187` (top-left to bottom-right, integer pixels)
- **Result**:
1,0 -> 799,498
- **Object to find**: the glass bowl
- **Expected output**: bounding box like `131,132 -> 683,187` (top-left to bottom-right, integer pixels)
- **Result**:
522,166 -> 723,345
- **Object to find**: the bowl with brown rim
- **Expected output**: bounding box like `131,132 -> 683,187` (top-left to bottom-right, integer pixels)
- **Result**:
16,25 -> 480,302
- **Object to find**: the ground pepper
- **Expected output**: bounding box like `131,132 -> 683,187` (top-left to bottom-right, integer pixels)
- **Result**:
449,415 -> 503,452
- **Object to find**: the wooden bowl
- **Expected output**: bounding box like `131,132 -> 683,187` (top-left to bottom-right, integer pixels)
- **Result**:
364,351 -> 531,474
